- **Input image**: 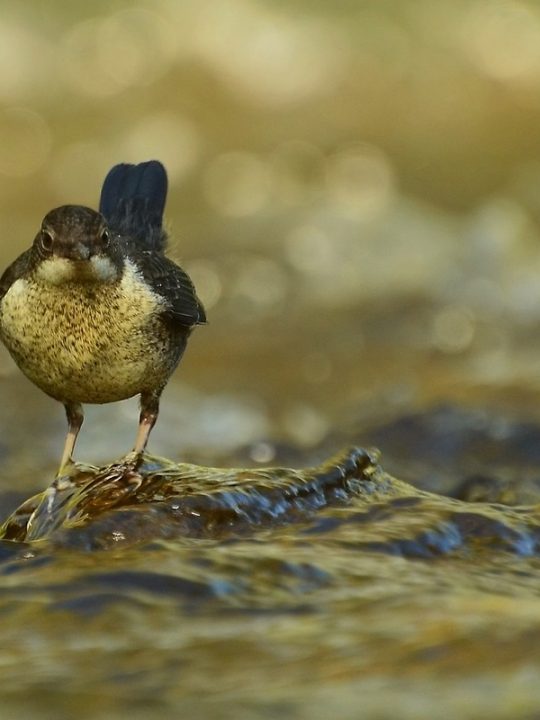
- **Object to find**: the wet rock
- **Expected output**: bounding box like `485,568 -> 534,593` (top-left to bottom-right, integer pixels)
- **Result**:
2,445 -> 540,560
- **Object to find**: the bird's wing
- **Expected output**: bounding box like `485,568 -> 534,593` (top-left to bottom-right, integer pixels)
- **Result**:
0,249 -> 33,302
134,251 -> 206,329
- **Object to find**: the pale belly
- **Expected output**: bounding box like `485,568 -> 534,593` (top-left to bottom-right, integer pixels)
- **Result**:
0,274 -> 183,404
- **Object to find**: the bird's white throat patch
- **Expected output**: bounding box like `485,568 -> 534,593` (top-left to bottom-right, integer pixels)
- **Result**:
35,257 -> 74,285
34,256 -> 118,285
89,256 -> 118,282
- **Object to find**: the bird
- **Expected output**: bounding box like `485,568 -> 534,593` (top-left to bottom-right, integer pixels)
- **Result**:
0,160 -> 206,474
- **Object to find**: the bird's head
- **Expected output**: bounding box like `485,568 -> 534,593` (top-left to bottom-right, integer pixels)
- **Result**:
33,205 -> 122,284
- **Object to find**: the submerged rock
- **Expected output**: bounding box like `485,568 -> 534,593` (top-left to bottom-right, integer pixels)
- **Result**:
1,445 -> 540,557
0,447 -> 386,547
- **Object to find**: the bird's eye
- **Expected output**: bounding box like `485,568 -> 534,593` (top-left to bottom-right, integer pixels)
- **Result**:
100,229 -> 110,248
40,230 -> 54,253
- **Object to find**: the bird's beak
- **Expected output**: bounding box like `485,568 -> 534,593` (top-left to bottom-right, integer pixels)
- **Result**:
56,243 -> 92,261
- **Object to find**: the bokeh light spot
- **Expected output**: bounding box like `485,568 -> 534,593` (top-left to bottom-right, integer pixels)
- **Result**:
0,107 -> 51,177
326,144 -> 396,220
203,152 -> 272,217
97,8 -> 176,89
182,260 -> 223,310
119,113 -> 200,182
433,306 -> 476,354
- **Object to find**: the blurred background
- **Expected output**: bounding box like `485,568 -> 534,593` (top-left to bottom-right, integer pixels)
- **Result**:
1,0 -> 540,483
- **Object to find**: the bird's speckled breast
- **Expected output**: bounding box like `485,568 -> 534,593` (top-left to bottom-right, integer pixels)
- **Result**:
0,260 -> 183,403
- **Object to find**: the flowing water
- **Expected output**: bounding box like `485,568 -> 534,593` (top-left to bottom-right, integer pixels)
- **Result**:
1,426 -> 540,720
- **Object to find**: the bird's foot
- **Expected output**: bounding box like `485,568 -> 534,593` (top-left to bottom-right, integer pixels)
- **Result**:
121,450 -> 145,471
55,458 -> 78,488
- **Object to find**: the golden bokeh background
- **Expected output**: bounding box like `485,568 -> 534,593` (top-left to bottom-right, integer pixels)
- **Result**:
1,0 -> 540,477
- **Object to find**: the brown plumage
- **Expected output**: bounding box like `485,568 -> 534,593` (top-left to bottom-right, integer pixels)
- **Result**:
0,161 -> 205,473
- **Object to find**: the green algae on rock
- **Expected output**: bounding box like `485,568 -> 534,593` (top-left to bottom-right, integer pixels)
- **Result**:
1,446 -> 540,558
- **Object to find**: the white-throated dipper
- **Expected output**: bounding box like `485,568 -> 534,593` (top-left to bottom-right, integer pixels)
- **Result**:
0,160 -> 206,473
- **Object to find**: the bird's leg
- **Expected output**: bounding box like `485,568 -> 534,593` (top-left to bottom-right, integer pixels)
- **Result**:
133,390 -> 161,456
58,401 -> 84,475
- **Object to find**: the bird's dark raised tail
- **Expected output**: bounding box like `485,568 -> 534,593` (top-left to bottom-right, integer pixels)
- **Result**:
99,161 -> 168,251
101,160 -> 206,328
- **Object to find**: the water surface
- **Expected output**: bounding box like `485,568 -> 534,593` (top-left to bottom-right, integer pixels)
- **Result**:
1,431 -> 540,719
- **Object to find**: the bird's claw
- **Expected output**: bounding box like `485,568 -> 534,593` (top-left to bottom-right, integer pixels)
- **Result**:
122,450 -> 145,469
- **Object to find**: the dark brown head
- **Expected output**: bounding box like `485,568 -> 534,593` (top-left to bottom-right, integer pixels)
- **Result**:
33,205 -> 123,284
